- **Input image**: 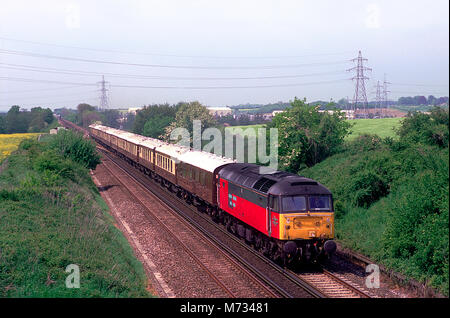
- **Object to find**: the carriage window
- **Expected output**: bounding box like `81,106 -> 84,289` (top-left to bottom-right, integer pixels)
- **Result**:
200,172 -> 205,185
282,196 -> 307,212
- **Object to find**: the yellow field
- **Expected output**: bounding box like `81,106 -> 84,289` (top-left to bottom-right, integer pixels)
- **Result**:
0,133 -> 41,161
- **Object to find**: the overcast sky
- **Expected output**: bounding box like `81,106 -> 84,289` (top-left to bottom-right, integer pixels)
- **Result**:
0,0 -> 448,111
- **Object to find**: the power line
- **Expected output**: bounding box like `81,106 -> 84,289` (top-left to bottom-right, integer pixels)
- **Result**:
0,48 -> 351,70
0,36 -> 355,60
0,63 -> 346,81
390,82 -> 448,87
0,76 -> 95,86
112,79 -> 348,90
0,90 -> 97,101
0,75 -> 348,89
1,85 -> 93,95
0,97 -> 97,108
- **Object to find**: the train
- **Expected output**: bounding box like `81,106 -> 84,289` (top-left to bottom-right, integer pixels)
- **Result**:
88,123 -> 337,265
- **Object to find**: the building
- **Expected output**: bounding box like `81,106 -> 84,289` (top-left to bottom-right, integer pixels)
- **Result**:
318,109 -> 355,119
128,107 -> 143,115
207,106 -> 232,117
272,110 -> 284,117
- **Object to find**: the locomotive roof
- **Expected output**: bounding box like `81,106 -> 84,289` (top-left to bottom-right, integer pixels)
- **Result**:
218,163 -> 331,196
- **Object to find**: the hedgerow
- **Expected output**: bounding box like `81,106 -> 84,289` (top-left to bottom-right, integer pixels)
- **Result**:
301,109 -> 449,295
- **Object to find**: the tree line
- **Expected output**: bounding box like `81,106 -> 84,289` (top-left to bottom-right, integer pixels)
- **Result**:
56,104 -> 128,130
0,106 -> 55,133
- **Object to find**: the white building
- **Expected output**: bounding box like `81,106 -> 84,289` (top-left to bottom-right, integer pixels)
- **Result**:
207,106 -> 232,117
128,107 -> 143,115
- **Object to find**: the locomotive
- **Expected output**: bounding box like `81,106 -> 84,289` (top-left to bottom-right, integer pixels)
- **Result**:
89,124 -> 336,265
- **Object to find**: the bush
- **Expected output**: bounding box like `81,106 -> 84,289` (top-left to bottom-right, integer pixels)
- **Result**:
33,150 -> 75,180
348,170 -> 389,208
301,124 -> 449,294
48,130 -> 100,169
397,109 -> 449,148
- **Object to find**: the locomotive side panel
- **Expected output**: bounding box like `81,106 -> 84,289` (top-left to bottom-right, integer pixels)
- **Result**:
218,178 -> 280,238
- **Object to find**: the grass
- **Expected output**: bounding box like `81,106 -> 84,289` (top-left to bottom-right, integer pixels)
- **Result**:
301,138 -> 449,295
227,118 -> 403,142
225,124 -> 267,136
0,133 -> 41,162
346,118 -> 403,141
0,136 -> 152,297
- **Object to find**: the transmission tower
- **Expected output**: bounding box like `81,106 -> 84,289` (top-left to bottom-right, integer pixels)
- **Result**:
97,75 -> 110,111
347,50 -> 372,118
373,80 -> 382,117
382,73 -> 391,118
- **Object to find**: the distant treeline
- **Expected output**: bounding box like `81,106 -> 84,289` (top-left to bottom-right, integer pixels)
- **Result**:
228,95 -> 449,114
397,95 -> 449,106
0,106 -> 55,133
55,104 -> 132,130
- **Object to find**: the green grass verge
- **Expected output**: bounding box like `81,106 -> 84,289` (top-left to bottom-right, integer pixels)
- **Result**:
301,137 -> 449,295
0,137 -> 152,297
346,118 -> 403,141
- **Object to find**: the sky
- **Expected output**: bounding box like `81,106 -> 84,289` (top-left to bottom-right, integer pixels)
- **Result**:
0,0 -> 448,111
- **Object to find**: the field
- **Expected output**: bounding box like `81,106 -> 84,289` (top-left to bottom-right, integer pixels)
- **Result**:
227,118 -> 404,142
346,118 -> 403,141
0,133 -> 41,162
226,124 -> 266,134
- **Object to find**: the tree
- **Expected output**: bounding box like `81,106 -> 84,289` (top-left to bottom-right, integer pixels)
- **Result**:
101,109 -> 121,128
142,115 -> 174,138
76,104 -> 98,127
132,103 -> 178,135
5,106 -> 29,133
0,116 -> 6,133
162,101 -> 217,144
397,109 -> 449,148
413,96 -> 427,105
428,95 -> 437,105
269,97 -> 352,172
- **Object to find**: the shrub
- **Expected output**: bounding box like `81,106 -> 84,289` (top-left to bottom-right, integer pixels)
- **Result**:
48,130 -> 100,169
33,150 -> 75,180
348,170 -> 389,208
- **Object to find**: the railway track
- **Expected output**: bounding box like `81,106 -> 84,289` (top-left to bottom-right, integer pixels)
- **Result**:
99,146 -> 284,298
60,119 -> 373,298
294,268 -> 371,298
99,146 -> 372,298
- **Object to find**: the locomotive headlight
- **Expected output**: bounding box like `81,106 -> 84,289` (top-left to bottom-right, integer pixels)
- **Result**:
315,221 -> 321,227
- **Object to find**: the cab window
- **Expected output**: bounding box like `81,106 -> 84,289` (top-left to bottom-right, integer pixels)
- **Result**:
309,196 -> 331,211
269,196 -> 278,211
282,196 -> 306,212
